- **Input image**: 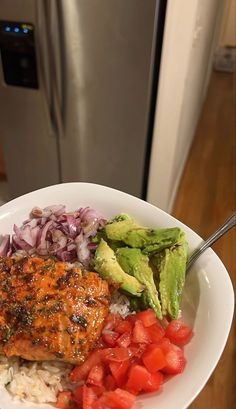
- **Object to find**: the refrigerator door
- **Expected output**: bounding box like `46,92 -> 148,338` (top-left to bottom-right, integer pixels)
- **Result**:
0,0 -> 60,199
52,0 -> 159,198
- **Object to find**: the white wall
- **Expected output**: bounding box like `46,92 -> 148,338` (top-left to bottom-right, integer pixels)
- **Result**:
147,0 -> 223,213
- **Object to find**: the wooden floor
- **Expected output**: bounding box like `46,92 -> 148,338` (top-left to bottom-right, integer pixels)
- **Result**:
173,71 -> 236,409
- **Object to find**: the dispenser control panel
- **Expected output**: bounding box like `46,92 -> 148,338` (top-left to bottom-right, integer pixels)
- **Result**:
0,21 -> 38,89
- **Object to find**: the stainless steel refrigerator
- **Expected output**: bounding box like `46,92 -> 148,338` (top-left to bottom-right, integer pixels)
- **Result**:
0,0 -> 166,200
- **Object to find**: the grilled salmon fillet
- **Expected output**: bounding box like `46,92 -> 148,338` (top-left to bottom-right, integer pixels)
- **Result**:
0,257 -> 110,364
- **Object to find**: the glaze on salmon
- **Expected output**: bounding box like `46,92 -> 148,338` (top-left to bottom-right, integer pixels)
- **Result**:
0,257 -> 110,363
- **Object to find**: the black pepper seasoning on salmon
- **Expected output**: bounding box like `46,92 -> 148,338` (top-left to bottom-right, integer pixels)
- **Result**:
0,256 -> 111,364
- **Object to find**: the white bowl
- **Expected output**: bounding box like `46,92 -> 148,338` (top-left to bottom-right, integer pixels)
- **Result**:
0,183 -> 234,409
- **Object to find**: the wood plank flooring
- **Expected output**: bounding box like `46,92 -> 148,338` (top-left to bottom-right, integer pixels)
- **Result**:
172,71 -> 236,409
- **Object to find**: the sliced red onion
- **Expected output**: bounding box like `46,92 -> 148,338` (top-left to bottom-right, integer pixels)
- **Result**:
75,233 -> 90,267
67,243 -> 76,252
44,205 -> 66,217
57,249 -> 77,262
12,235 -> 32,251
49,234 -> 67,253
87,242 -> 98,250
2,205 -> 106,267
21,225 -> 38,247
37,220 -> 54,251
66,215 -> 78,238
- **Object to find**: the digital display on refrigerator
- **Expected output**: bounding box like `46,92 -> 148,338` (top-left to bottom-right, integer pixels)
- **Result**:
0,20 -> 38,89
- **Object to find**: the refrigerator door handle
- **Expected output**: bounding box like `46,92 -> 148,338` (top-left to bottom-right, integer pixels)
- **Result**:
36,0 -> 64,139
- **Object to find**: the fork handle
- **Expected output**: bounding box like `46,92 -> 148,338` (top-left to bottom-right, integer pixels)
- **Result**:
187,212 -> 236,271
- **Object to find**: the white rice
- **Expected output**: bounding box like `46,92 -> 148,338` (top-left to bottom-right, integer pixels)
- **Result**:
109,291 -> 131,317
0,355 -> 72,403
0,292 -> 131,404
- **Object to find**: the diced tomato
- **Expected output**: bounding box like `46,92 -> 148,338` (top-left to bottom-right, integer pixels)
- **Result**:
92,400 -> 110,409
116,332 -> 132,348
103,313 -> 122,331
101,347 -> 130,363
90,386 -> 106,397
146,322 -> 165,343
104,374 -> 117,391
83,385 -> 97,409
142,345 -> 167,373
93,338 -> 107,351
73,386 -> 83,407
87,364 -> 105,387
93,389 -> 136,409
126,314 -> 137,325
115,319 -> 133,334
69,311 -> 190,409
70,350 -> 101,382
162,343 -> 186,374
126,364 -> 151,394
113,389 -> 136,409
136,309 -> 158,327
56,391 -> 75,409
109,360 -> 130,387
107,389 -> 136,409
165,320 -> 193,346
102,330 -> 120,347
143,371 -> 164,393
156,337 -> 172,352
132,320 -> 150,344
128,343 -> 147,361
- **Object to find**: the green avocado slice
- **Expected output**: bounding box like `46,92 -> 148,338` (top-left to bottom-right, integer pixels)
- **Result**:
94,239 -> 144,297
152,234 -> 188,319
105,215 -> 182,251
116,247 -> 162,319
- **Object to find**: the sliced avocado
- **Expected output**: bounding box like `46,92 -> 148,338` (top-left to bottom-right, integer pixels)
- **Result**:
105,215 -> 182,251
126,227 -> 182,250
108,213 -> 132,223
105,216 -> 137,241
152,233 -> 188,319
116,247 -> 162,319
94,239 -> 144,297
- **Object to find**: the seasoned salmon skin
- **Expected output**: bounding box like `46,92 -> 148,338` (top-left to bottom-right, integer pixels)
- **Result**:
0,257 -> 110,364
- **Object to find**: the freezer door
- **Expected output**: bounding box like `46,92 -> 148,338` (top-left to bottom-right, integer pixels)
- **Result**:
0,0 -> 60,199
55,0 -> 159,198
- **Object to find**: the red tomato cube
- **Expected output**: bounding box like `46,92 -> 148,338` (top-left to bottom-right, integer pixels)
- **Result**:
104,374 -> 117,391
87,364 -> 105,387
102,330 -> 120,347
162,343 -> 186,374
103,313 -> 122,331
83,385 -> 97,409
90,386 -> 105,397
109,360 -> 130,387
136,309 -> 158,327
143,371 -> 164,392
142,345 -> 167,373
70,350 -> 101,382
73,386 -> 83,406
132,320 -> 150,344
116,332 -> 132,348
101,347 -> 130,363
165,320 -> 193,346
107,388 -> 136,409
126,364 -> 151,394
146,322 -> 165,343
93,388 -> 136,409
115,319 -> 133,334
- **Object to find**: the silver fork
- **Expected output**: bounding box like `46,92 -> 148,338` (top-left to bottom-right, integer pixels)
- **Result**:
187,211 -> 236,271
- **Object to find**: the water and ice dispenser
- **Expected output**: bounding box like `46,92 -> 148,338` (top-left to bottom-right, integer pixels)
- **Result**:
0,21 -> 38,89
